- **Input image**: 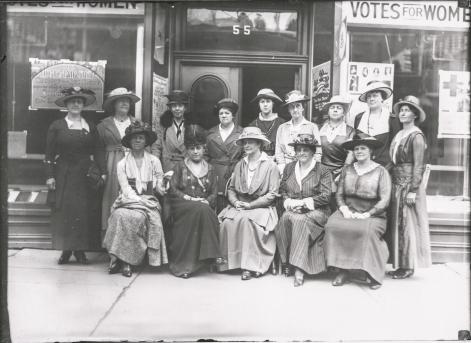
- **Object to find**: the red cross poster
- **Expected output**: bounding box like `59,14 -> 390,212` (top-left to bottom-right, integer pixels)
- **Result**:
438,70 -> 470,139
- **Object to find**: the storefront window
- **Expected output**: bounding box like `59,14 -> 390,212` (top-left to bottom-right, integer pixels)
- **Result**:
7,13 -> 143,154
185,8 -> 298,53
350,28 -> 469,197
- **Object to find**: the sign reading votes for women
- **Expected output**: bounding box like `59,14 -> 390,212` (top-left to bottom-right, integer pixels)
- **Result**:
29,58 -> 107,111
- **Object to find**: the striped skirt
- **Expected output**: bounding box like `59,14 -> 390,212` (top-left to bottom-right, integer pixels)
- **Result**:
274,209 -> 329,275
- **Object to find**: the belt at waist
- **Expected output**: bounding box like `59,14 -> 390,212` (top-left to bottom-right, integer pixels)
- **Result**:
391,163 -> 413,184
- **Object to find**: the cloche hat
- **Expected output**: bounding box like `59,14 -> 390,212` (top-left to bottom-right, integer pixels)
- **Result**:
341,132 -> 383,151
54,86 -> 96,107
358,81 -> 393,102
393,95 -> 426,123
165,90 -> 189,105
235,126 -> 271,147
251,88 -> 283,104
102,87 -> 140,113
121,120 -> 157,148
282,90 -> 310,106
214,98 -> 239,115
321,94 -> 351,114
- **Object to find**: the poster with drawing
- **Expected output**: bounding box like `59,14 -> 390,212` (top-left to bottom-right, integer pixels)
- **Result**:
311,61 -> 331,121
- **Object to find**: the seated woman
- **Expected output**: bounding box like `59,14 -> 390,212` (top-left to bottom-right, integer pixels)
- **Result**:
103,121 -> 168,277
167,125 -> 223,278
218,127 -> 280,280
324,134 -> 391,290
275,131 -> 332,287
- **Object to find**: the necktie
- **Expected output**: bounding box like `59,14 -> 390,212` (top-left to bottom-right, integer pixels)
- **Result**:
174,120 -> 184,139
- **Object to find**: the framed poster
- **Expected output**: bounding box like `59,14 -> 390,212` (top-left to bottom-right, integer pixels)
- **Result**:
311,61 -> 331,121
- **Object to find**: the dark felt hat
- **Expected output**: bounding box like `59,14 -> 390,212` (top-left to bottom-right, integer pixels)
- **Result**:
288,133 -> 320,149
165,90 -> 189,105
121,120 -> 157,148
54,86 -> 96,107
214,98 -> 239,115
184,124 -> 207,147
341,132 -> 383,151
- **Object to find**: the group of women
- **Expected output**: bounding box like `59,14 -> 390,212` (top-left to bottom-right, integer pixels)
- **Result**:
45,81 -> 431,289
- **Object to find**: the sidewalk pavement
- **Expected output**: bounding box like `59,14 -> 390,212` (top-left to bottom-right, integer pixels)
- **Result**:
8,248 -> 470,342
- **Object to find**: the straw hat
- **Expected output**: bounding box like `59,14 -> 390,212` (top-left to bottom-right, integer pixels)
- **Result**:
282,90 -> 310,106
165,90 -> 189,105
341,133 -> 383,151
235,126 -> 271,147
102,87 -> 140,113
121,120 -> 157,148
321,94 -> 351,114
251,88 -> 283,104
54,86 -> 96,107
214,98 -> 239,115
393,95 -> 426,123
288,133 -> 320,149
358,81 -> 393,102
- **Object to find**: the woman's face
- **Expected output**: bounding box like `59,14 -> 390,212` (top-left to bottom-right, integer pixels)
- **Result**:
114,98 -> 131,115
259,98 -> 274,115
242,138 -> 261,155
218,107 -> 234,126
288,102 -> 304,120
398,104 -> 417,124
295,145 -> 315,163
353,144 -> 372,162
170,103 -> 186,120
187,144 -> 205,162
366,91 -> 383,110
130,133 -> 147,151
66,97 -> 85,115
328,104 -> 345,121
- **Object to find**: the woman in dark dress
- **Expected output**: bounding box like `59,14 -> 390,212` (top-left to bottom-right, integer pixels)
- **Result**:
45,87 -> 106,264
167,125 -> 224,278
324,134 -> 391,289
206,98 -> 244,212
275,132 -> 332,287
388,96 -> 431,279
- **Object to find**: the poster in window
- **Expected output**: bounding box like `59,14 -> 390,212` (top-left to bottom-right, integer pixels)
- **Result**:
152,73 -> 169,134
346,62 -> 394,126
30,58 -> 106,111
311,61 -> 331,121
438,70 -> 470,139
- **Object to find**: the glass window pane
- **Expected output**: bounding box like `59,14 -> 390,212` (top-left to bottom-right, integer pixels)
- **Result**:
186,8 -> 298,53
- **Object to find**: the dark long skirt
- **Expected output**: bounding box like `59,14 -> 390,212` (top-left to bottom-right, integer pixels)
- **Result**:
275,209 -> 329,275
168,197 -> 221,276
324,211 -> 389,284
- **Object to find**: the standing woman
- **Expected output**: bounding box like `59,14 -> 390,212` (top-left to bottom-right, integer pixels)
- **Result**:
167,125 -> 223,278
388,96 -> 431,279
97,87 -> 140,234
45,87 -> 106,264
249,88 -> 285,157
218,127 -> 280,280
275,132 -> 332,287
324,134 -> 391,289
353,81 -> 400,167
275,90 -> 322,174
206,98 -> 244,212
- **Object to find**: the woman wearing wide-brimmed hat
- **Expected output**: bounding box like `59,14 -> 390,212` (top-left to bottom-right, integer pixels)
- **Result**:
45,86 -> 106,265
387,96 -> 431,280
324,133 -> 391,290
353,81 -> 400,167
274,130 -> 332,287
206,98 -> 244,212
218,127 -> 280,280
103,120 -> 168,277
151,90 -> 196,172
97,87 -> 140,234
275,90 -> 321,175
249,88 -> 286,157
167,124 -> 224,278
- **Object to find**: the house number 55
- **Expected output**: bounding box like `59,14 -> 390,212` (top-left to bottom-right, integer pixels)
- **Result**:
232,25 -> 251,35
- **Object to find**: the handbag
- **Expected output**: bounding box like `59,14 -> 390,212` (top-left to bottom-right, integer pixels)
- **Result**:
87,161 -> 104,190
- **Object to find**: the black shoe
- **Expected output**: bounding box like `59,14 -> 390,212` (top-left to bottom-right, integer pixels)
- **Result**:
108,259 -> 121,274
122,263 -> 132,277
181,273 -> 190,279
73,251 -> 89,265
58,251 -> 72,265
332,271 -> 349,286
392,268 -> 414,279
282,264 -> 292,277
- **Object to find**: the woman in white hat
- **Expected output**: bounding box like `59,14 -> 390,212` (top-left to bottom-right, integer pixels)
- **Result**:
275,132 -> 332,287
206,98 -> 244,213
275,90 -> 322,175
353,81 -> 400,167
324,134 -> 391,290
249,88 -> 285,157
218,127 -> 280,280
97,87 -> 140,234
45,86 -> 105,265
388,96 -> 431,279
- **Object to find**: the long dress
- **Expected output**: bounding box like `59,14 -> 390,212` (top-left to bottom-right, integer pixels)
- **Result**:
45,118 -> 105,251
275,161 -> 332,274
103,152 -> 168,266
206,124 -> 244,212
388,129 -> 431,269
324,163 -> 392,284
249,115 -> 285,157
218,152 -> 280,274
167,159 -> 222,276
96,116 -> 135,233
